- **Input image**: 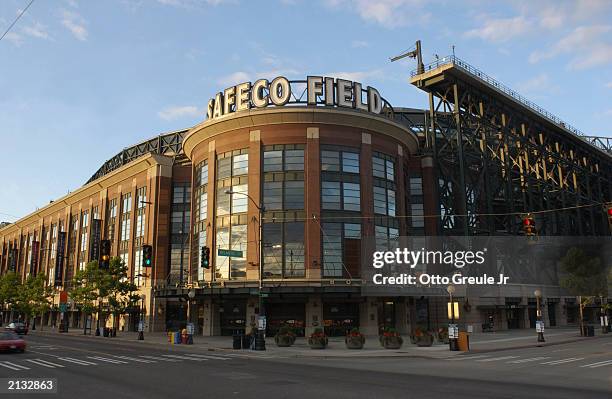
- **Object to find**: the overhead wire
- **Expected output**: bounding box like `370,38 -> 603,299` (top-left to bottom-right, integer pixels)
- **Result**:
0,0 -> 35,43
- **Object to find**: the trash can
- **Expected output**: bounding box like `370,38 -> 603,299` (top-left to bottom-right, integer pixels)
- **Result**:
232,334 -> 242,349
457,332 -> 470,351
103,327 -> 109,337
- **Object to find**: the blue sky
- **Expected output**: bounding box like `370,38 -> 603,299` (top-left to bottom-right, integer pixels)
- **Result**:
1,0 -> 611,220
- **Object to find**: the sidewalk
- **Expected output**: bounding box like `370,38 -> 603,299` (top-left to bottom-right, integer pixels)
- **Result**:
30,326 -> 610,359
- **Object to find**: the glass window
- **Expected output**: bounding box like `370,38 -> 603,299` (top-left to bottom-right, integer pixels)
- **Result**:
264,181 -> 282,210
321,150 -> 340,171
134,249 -> 143,286
284,181 -> 304,210
199,192 -> 207,221
322,223 -> 342,277
122,194 -> 132,212
263,224 -> 282,278
411,203 -> 425,228
321,181 -> 341,210
196,230 -> 207,282
199,162 -> 209,186
410,177 -> 423,196
343,183 -> 361,211
263,150 -> 282,172
230,224 -> 247,278
342,152 -> 359,173
233,154 -> 249,176
284,222 -> 305,278
136,212 -> 145,237
216,187 -> 230,216
373,186 -> 387,215
386,160 -> 395,181
285,150 -> 304,171
372,157 -> 386,178
387,189 -> 396,217
217,157 -> 231,179
231,184 -> 248,213
344,223 -> 361,238
215,227 -> 230,279
120,218 -> 131,241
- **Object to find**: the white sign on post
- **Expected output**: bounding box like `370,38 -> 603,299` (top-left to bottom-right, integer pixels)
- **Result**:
448,323 -> 459,339
257,316 -> 267,331
186,323 -> 195,335
535,320 -> 545,333
138,321 -> 144,332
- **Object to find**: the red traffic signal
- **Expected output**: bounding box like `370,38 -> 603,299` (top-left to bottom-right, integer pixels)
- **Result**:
606,203 -> 612,228
522,213 -> 536,236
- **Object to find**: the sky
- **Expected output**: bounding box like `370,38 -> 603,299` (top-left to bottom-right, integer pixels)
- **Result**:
1,0 -> 611,221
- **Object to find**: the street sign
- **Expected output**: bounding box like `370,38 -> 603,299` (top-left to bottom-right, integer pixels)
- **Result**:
536,320 -> 545,333
257,316 -> 267,331
260,293 -> 269,298
217,249 -> 243,257
186,323 -> 195,335
448,323 -> 459,339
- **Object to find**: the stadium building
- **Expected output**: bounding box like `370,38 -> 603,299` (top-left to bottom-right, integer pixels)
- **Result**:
1,56 -> 611,337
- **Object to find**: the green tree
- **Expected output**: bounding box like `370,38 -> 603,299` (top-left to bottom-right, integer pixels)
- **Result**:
560,247 -> 610,335
21,274 -> 53,330
71,261 -> 106,333
104,257 -> 140,332
0,272 -> 23,323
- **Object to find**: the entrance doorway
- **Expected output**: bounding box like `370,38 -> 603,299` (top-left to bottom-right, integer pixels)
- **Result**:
506,307 -> 522,329
323,302 -> 359,336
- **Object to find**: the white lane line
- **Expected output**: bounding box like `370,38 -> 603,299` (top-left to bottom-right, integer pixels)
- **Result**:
113,355 -> 155,363
541,357 -> 584,365
58,357 -> 97,366
446,355 -> 491,361
185,353 -> 230,360
162,354 -> 208,361
139,355 -> 181,362
508,357 -> 550,364
0,361 -> 29,371
87,356 -> 127,364
477,355 -> 520,362
579,359 -> 612,368
25,359 -> 65,368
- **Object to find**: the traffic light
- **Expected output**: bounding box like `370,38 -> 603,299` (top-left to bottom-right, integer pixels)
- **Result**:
142,245 -> 153,267
201,246 -> 210,269
100,239 -> 111,269
606,203 -> 612,229
522,213 -> 536,236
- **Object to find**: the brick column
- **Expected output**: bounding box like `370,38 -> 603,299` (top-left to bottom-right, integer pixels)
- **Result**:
247,130 -> 262,280
360,133 -> 374,237
305,127 -> 321,278
421,155 -> 438,235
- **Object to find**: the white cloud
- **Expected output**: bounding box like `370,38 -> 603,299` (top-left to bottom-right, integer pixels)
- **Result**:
61,10 -> 88,41
464,16 -> 531,43
217,71 -> 252,86
323,0 -> 428,28
323,69 -> 384,83
156,0 -> 232,7
529,25 -> 612,69
158,105 -> 201,121
216,68 -> 302,87
351,40 -> 369,48
4,32 -> 23,46
22,22 -> 51,40
516,73 -> 561,96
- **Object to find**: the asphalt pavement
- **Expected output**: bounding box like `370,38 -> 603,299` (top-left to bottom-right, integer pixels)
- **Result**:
0,332 -> 609,399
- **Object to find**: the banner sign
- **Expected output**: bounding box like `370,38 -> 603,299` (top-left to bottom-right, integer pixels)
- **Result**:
55,232 -> 66,286
89,219 -> 102,262
30,240 -> 40,275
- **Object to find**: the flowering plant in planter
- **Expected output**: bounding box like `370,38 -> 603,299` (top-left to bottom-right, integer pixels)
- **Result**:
436,327 -> 449,344
379,327 -> 403,349
411,327 -> 434,347
274,325 -> 296,347
308,328 -> 328,349
345,327 -> 365,349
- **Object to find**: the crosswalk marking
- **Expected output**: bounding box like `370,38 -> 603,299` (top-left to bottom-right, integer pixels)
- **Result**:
186,353 -> 230,361
476,355 -> 520,362
447,355 -> 491,361
541,357 -> 584,365
508,357 -> 550,364
579,359 -> 612,369
87,356 -> 128,364
162,354 -> 208,361
113,355 -> 155,363
58,357 -> 97,366
139,355 -> 181,362
26,359 -> 65,368
0,361 -> 30,371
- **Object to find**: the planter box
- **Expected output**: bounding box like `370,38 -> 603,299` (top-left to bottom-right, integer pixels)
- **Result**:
379,335 -> 403,349
308,337 -> 328,349
275,334 -> 295,347
416,335 -> 434,347
345,335 -> 365,349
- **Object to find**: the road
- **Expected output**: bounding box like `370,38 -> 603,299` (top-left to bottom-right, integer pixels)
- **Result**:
0,333 -> 609,399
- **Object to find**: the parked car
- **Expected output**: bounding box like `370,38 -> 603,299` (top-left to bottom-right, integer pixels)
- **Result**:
0,331 -> 26,353
5,322 -> 28,335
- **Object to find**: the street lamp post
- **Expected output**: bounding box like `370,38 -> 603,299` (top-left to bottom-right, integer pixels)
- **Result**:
600,295 -> 608,334
534,289 -> 545,343
187,289 -> 195,344
138,295 -> 145,340
447,285 -> 459,351
225,189 -> 266,350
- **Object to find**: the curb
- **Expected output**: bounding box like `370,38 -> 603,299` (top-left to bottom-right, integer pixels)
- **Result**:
465,334 -> 611,354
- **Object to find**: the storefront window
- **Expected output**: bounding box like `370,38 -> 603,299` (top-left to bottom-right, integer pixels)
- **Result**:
263,222 -> 305,278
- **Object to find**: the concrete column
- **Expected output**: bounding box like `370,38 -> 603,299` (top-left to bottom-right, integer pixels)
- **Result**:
245,296 -> 257,332
395,299 -> 409,335
359,298 -> 379,336
305,295 -> 323,336
305,128 -> 321,278
201,298 -> 221,336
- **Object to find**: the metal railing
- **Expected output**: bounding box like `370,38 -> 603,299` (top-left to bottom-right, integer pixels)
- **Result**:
412,55 -> 610,154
